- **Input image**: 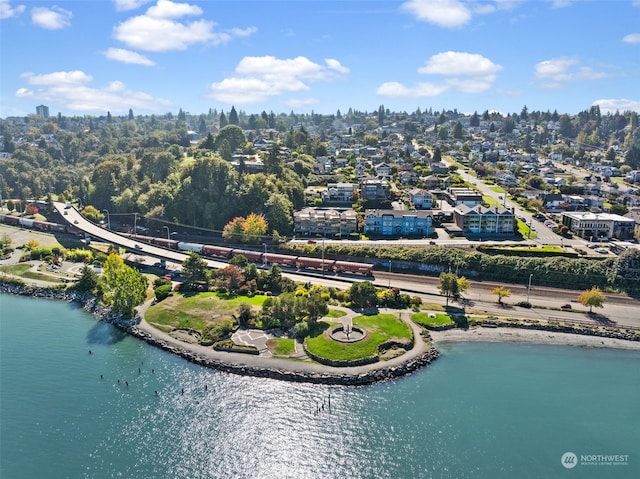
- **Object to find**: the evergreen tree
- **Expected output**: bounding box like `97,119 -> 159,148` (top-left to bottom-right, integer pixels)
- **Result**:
229,106 -> 239,125
128,109 -> 134,120
220,111 -> 228,127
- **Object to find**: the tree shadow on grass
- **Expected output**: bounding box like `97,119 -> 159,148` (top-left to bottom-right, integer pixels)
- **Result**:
308,321 -> 330,338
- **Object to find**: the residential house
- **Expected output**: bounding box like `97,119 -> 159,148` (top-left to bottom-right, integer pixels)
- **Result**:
363,209 -> 433,237
399,170 -> 418,185
408,189 -> 433,209
421,175 -> 440,189
323,183 -> 356,203
313,156 -> 333,174
361,178 -> 389,201
447,188 -> 483,207
374,162 -> 392,178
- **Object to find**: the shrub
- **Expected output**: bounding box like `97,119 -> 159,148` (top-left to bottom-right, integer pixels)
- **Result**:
294,320 -> 310,338
154,284 -> 173,301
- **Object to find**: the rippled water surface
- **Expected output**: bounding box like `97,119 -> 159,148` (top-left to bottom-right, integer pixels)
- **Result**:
1,294 -> 639,478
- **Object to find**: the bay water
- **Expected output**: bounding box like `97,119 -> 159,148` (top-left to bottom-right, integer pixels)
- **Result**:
1,293 -> 639,478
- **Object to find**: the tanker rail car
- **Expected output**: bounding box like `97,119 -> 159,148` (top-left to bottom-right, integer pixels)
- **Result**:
123,233 -> 373,276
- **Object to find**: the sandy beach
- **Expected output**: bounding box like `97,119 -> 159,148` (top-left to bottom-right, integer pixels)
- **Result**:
430,326 -> 640,351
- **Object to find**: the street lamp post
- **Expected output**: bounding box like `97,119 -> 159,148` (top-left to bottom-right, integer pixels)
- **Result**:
133,213 -> 138,234
263,242 -> 267,268
102,210 -> 110,230
527,273 -> 533,303
321,239 -> 325,277
163,225 -> 170,239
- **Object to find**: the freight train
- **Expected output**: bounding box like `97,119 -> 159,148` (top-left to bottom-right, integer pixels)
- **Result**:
126,234 -> 373,276
0,213 -> 82,236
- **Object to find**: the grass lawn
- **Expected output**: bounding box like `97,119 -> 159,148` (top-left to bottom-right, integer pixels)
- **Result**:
0,263 -> 61,283
489,186 -> 505,193
412,312 -> 454,328
516,219 -> 538,239
145,291 -> 268,333
326,308 -> 348,319
482,195 -> 500,207
267,338 -> 296,356
305,313 -> 411,362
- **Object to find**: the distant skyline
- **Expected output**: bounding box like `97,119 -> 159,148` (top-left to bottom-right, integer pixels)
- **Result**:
1,0 -> 639,118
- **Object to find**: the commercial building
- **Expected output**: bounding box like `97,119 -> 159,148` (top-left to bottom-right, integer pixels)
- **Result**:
36,105 -> 50,119
560,212 -> 635,240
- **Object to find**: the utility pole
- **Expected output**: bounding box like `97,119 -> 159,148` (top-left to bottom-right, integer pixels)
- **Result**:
527,274 -> 533,303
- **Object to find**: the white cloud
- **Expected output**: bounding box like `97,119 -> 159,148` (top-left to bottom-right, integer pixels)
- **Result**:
0,0 -> 25,19
634,0 -> 640,7
21,70 -> 92,86
419,51 -> 502,76
376,82 -> 449,97
208,55 -> 349,105
113,0 -> 153,12
287,98 -> 319,108
31,5 -> 72,29
401,0 -> 471,28
325,58 -> 350,74
16,69 -> 170,113
534,57 -> 608,89
228,26 -> 258,37
623,33 -> 640,44
113,0 -> 255,52
146,0 -> 201,19
379,51 -> 501,99
103,48 -> 156,66
549,0 -> 573,8
592,98 -> 640,114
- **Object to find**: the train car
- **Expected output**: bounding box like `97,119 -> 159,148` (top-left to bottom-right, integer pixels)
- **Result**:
296,257 -> 335,271
177,241 -> 205,254
50,222 -> 68,233
32,220 -> 48,231
19,217 -> 35,228
129,234 -> 155,244
65,225 -> 82,236
202,245 -> 233,259
230,248 -> 263,262
4,215 -> 20,226
333,261 -> 374,276
151,237 -> 179,250
263,253 -> 297,268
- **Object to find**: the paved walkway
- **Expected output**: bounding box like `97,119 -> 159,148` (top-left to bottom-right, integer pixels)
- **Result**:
133,301 -> 431,377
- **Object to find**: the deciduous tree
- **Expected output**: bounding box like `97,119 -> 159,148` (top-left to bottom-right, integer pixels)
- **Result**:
577,287 -> 605,313
491,286 -> 511,304
99,253 -> 147,319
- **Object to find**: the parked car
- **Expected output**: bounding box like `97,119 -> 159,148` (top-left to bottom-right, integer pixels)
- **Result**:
561,304 -> 572,309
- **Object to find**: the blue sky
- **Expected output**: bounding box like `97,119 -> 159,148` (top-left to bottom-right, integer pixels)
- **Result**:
1,0 -> 639,118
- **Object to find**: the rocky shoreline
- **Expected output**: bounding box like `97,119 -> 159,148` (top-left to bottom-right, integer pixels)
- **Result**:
0,281 -> 440,386
4,280 -> 639,385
